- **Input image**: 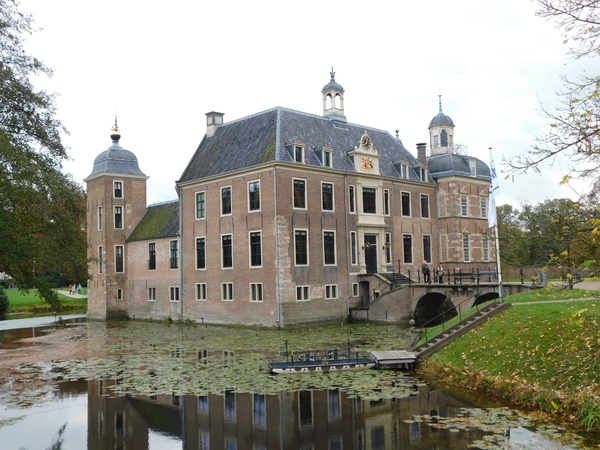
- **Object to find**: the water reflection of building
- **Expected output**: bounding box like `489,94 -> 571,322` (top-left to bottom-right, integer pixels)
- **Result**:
86,379 -> 484,449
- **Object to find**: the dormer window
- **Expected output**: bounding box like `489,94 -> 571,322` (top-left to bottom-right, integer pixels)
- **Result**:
323,149 -> 332,167
468,158 -> 477,177
420,168 -> 427,181
401,163 -> 409,179
294,146 -> 304,163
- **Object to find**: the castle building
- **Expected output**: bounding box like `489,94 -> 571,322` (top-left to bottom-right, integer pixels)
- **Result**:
85,72 -> 493,327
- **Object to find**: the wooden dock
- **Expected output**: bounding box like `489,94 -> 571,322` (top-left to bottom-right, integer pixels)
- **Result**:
371,350 -> 417,370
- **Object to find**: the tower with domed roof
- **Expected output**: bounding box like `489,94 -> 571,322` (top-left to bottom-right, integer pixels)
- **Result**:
84,120 -> 148,319
321,67 -> 346,122
429,95 -> 455,155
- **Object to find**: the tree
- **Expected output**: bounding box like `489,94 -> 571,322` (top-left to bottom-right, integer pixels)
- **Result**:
505,0 -> 600,197
0,0 -> 88,310
0,286 -> 8,317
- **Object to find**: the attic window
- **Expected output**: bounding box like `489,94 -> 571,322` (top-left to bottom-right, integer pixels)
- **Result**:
323,149 -> 332,167
468,158 -> 477,177
401,163 -> 409,179
294,146 -> 304,163
420,168 -> 427,181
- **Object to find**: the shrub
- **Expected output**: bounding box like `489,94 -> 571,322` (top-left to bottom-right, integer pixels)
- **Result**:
0,287 -> 9,316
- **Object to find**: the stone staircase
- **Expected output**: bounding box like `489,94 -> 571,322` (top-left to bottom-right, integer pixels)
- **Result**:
378,272 -> 413,286
411,301 -> 511,361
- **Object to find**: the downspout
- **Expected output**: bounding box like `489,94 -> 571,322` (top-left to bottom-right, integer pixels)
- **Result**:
178,185 -> 184,321
274,166 -> 281,327
344,173 -> 350,318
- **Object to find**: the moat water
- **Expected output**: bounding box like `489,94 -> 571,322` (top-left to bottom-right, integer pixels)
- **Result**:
0,317 -> 597,449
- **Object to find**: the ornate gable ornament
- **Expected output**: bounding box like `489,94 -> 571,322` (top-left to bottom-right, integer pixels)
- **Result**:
349,131 -> 380,174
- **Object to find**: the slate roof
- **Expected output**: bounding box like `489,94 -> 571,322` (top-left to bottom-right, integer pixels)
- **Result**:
178,107 -> 426,184
86,139 -> 146,180
427,153 -> 490,182
429,111 -> 454,128
127,200 -> 179,242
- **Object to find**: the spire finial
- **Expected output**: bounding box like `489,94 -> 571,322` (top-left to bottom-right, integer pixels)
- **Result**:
330,66 -> 335,82
110,111 -> 121,143
438,93 -> 443,114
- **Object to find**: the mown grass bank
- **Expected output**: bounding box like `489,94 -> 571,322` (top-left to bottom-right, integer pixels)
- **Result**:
419,286 -> 600,431
4,289 -> 87,314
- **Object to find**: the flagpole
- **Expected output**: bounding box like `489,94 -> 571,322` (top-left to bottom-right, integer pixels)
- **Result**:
489,147 -> 504,302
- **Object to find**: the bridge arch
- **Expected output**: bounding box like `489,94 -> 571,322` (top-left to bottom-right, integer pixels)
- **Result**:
413,291 -> 458,327
474,291 -> 500,305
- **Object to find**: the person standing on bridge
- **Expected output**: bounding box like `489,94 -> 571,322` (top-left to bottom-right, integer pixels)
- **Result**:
422,262 -> 431,283
436,263 -> 444,283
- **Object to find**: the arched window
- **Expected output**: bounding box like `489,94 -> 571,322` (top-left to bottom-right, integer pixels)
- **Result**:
441,129 -> 448,147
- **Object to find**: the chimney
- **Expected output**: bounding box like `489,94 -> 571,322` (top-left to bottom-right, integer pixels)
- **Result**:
416,143 -> 427,165
206,111 -> 225,137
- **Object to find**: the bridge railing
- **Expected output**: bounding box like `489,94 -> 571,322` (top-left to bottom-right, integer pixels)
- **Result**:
410,285 -> 501,348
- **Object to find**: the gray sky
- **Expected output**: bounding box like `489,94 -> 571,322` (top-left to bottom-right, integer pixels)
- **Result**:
19,0 -> 595,208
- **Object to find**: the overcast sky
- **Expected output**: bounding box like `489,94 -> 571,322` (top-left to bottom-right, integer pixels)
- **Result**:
19,0 -> 595,208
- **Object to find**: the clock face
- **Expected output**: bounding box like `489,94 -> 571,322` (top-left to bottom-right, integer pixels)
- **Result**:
361,135 -> 371,149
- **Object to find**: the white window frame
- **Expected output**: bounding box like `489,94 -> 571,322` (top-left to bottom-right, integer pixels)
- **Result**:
98,245 -> 103,274
383,189 -> 390,216
483,236 -> 489,261
323,149 -> 332,167
480,197 -> 488,219
292,178 -> 307,210
420,194 -> 430,219
401,191 -> 411,217
463,235 -> 470,262
248,180 -> 260,212
196,283 -> 207,301
113,180 -> 123,198
294,228 -> 309,266
196,191 -> 206,219
348,185 -> 356,213
294,145 -> 304,163
423,234 -> 432,264
196,237 -> 206,270
115,245 -> 124,273
169,286 -> 180,302
323,230 -> 336,266
352,283 -> 359,297
117,288 -> 123,301
114,206 -> 123,229
461,195 -> 468,216
296,285 -> 310,301
321,181 -> 334,212
249,231 -> 262,268
401,163 -> 409,179
420,167 -> 427,181
221,282 -> 234,301
325,284 -> 338,299
221,234 -> 233,269
221,186 -> 232,216
350,231 -> 357,266
385,232 -> 392,264
250,283 -> 263,302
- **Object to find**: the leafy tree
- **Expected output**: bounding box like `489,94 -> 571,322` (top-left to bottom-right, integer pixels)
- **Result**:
0,286 -> 9,316
0,0 -> 88,310
505,0 -> 600,196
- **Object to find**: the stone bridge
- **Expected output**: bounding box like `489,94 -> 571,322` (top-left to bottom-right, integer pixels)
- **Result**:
349,277 -> 530,326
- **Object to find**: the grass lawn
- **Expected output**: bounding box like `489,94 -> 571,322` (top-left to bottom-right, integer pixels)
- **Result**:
4,288 -> 87,313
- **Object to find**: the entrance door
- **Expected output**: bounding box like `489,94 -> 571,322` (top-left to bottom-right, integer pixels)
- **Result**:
364,235 -> 378,274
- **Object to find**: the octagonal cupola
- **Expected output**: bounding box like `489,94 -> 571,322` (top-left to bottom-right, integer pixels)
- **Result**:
322,67 -> 346,123
428,95 -> 455,155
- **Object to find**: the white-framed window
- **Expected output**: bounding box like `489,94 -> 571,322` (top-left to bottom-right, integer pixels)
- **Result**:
401,192 -> 411,217
196,191 -> 206,219
294,229 -> 309,266
423,235 -> 432,264
385,233 -> 392,264
480,197 -> 488,219
113,181 -> 123,198
401,163 -> 409,179
98,206 -> 103,230
463,235 -> 470,262
348,185 -> 356,213
115,245 -> 124,272
433,135 -> 439,148
323,230 -> 336,266
352,283 -> 359,297
420,167 -> 427,181
196,283 -> 207,301
362,187 -> 376,214
323,149 -> 332,167
148,287 -> 156,301
420,194 -> 430,218
170,240 -> 178,269
248,180 -> 260,212
98,246 -> 103,274
196,237 -> 206,270
222,234 -> 233,268
403,234 -> 413,264
325,284 -> 338,299
461,195 -> 468,216
383,189 -> 390,215
296,285 -> 310,301
249,231 -> 262,267
322,182 -> 334,211
293,178 -> 306,209
170,286 -> 180,302
222,282 -> 234,301
114,206 -> 123,229
250,283 -> 263,302
350,231 -> 357,265
294,145 -> 304,163
483,236 -> 489,261
117,289 -> 123,301
221,186 -> 232,216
